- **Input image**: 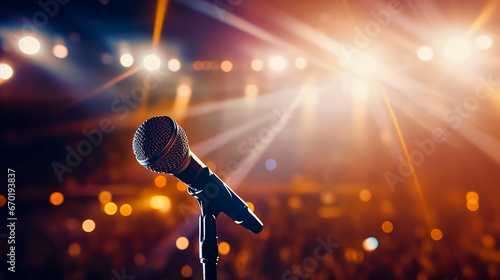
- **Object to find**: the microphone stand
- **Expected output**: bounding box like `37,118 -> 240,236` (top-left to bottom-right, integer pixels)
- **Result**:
188,187 -> 220,280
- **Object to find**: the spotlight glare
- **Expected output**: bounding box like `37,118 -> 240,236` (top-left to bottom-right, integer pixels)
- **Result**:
168,58 -> 181,72
18,36 -> 41,55
294,57 -> 307,69
53,44 -> 68,58
251,59 -> 264,71
417,46 -> 434,61
120,54 -> 134,67
475,35 -> 493,50
351,80 -> 369,102
443,38 -> 471,62
0,63 -> 14,80
269,56 -> 286,71
350,53 -> 377,76
143,54 -> 161,70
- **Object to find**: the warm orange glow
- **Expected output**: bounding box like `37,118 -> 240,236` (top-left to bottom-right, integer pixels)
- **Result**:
205,161 -> 216,172
362,237 -> 378,251
482,234 -> 495,248
288,196 -> 302,209
104,202 -> 118,215
120,204 -> 133,216
345,248 -> 364,262
155,175 -> 167,188
466,191 -> 479,201
134,253 -> 146,265
247,202 -> 255,212
82,219 -> 96,233
177,181 -> 188,192
0,195 -> 6,207
152,0 -> 169,51
467,200 -> 479,211
181,265 -> 193,278
99,191 -> 112,204
245,84 -> 259,98
150,195 -> 171,211
50,192 -> 64,206
193,61 -> 202,71
430,229 -> 443,241
382,221 -> 393,233
359,189 -> 371,202
467,0 -> 500,36
53,44 -> 68,58
251,59 -> 264,71
68,242 -> 81,256
320,192 -> 336,204
219,241 -> 231,255
176,236 -> 189,250
220,60 -> 233,72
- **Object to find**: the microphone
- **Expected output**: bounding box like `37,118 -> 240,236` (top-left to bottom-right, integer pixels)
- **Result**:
132,116 -> 263,234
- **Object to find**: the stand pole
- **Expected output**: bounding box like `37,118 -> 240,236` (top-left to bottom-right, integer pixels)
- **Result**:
199,214 -> 218,280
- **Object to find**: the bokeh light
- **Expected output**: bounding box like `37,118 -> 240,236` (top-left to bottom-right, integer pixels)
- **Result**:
417,46 -> 434,61
155,175 -> 167,188
18,36 -> 41,55
98,191 -> 112,204
68,242 -> 81,256
168,58 -> 181,72
269,55 -> 287,71
466,191 -> 479,201
294,57 -> 307,69
359,189 -> 371,202
220,60 -> 233,72
288,196 -> 302,209
219,241 -> 231,255
475,35 -> 493,50
443,38 -> 471,61
0,195 -> 6,207
181,265 -> 193,278
350,53 -> 377,76
467,200 -> 479,211
150,195 -> 171,211
176,236 -> 189,250
247,202 -> 255,212
104,202 -> 118,215
53,44 -> 68,58
382,221 -> 393,233
245,84 -> 259,98
50,192 -> 64,206
265,159 -> 277,171
0,63 -> 14,80
251,59 -> 264,71
120,204 -> 133,216
120,54 -> 134,67
82,219 -> 96,233
362,237 -> 379,251
143,54 -> 161,70
430,229 -> 443,241
134,253 -> 146,265
177,180 -> 188,192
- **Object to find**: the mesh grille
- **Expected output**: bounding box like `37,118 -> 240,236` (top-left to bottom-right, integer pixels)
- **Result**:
132,116 -> 189,173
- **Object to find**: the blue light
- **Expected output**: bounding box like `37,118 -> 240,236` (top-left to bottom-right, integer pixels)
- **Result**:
265,159 -> 276,171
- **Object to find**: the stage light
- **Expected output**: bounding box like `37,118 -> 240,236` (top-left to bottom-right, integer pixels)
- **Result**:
120,204 -> 133,216
49,192 -> 64,206
245,84 -> 259,98
362,237 -> 378,251
475,35 -> 493,50
417,46 -> 434,61
219,242 -> 230,255
120,54 -> 134,67
68,243 -> 81,256
181,265 -> 193,278
104,202 -> 118,215
155,175 -> 167,188
176,236 -> 189,250
168,58 -> 181,72
52,44 -> 68,58
294,56 -> 307,69
430,228 -> 442,241
18,36 -> 41,55
467,200 -> 479,211
150,195 -> 171,211
269,55 -> 286,71
350,53 -> 377,76
251,59 -> 264,71
220,60 -> 233,72
82,219 -> 96,233
351,80 -> 369,102
143,54 -> 161,70
359,189 -> 371,202
381,221 -> 393,233
177,84 -> 191,97
443,38 -> 471,61
0,63 -> 13,80
98,191 -> 112,204
466,191 -> 479,201
265,159 -> 277,171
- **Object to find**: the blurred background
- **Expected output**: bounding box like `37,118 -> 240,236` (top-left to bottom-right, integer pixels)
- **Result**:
1,0 -> 500,279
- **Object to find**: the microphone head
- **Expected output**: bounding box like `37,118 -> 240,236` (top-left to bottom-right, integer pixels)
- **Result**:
132,116 -> 189,174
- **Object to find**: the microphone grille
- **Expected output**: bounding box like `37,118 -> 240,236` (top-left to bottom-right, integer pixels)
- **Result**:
132,116 -> 189,173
